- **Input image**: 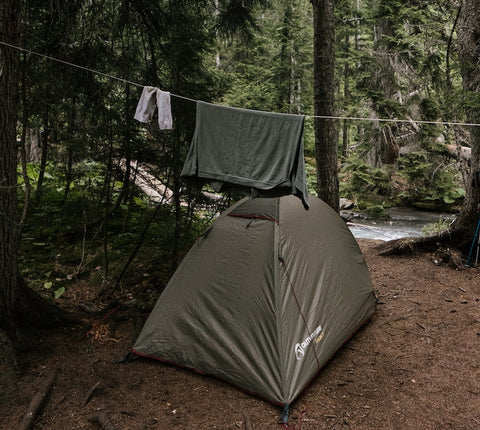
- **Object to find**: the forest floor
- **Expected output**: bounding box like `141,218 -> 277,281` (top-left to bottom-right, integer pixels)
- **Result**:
1,239 -> 480,430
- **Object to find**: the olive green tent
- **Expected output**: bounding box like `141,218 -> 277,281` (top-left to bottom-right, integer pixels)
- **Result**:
132,194 -> 375,413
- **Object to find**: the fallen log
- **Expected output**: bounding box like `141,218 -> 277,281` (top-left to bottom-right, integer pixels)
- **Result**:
19,368 -> 57,430
446,144 -> 471,160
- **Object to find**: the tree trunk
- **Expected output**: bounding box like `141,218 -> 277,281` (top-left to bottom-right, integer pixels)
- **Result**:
19,51 -> 31,229
172,127 -> 183,268
121,83 -> 132,205
312,0 -> 339,212
342,34 -> 350,161
0,3 -> 80,373
369,0 -> 400,166
63,98 -> 76,202
34,113 -> 50,207
0,0 -> 21,349
277,2 -> 293,112
447,0 -> 480,249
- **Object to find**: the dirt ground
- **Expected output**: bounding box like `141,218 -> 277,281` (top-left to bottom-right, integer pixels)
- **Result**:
1,239 -> 480,430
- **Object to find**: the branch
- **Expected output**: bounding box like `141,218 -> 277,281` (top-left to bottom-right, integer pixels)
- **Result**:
82,381 -> 101,407
19,368 -> 57,430
376,229 -> 454,256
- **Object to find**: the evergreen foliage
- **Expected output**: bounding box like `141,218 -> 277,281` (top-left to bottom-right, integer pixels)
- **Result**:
9,0 -> 478,297
339,155 -> 391,208
334,0 -> 466,212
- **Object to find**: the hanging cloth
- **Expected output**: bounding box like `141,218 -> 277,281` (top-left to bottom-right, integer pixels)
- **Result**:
134,86 -> 173,130
181,101 -> 309,208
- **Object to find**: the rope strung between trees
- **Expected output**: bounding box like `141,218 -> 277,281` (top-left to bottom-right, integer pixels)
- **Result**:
0,40 -> 197,103
1,40 -> 480,127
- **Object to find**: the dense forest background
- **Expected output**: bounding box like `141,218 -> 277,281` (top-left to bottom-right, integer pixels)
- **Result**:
4,0 -> 477,301
3,3 -> 480,426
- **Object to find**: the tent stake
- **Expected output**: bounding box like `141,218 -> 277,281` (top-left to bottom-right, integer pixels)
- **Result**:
281,404 -> 290,423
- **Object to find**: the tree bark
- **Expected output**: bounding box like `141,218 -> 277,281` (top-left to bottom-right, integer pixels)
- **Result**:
63,98 -> 76,202
342,34 -> 350,161
369,0 -> 400,166
19,51 -> 31,230
312,0 -> 339,212
277,2 -> 293,112
447,0 -> 480,249
0,0 -> 21,346
34,113 -> 50,207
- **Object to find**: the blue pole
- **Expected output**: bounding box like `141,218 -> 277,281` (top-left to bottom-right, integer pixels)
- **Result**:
466,213 -> 480,267
281,404 -> 290,424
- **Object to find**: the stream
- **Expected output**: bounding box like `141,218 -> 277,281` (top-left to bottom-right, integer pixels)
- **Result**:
347,207 -> 455,241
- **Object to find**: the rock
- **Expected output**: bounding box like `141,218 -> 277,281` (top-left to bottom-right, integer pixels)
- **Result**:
340,198 -> 354,210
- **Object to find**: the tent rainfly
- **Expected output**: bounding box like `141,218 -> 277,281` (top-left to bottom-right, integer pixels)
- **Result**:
132,194 -> 376,419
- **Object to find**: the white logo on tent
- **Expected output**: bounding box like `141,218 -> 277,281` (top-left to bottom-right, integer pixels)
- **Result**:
294,324 -> 323,361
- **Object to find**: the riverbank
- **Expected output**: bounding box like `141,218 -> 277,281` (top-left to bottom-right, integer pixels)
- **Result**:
345,207 -> 455,241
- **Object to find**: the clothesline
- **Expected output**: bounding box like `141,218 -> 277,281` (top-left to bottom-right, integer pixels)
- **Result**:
312,115 -> 480,128
2,40 -> 480,128
0,40 -> 198,103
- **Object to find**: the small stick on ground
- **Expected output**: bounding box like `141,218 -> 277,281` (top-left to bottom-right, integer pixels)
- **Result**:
244,414 -> 253,430
83,381 -> 101,406
19,368 -> 57,430
88,411 -> 115,430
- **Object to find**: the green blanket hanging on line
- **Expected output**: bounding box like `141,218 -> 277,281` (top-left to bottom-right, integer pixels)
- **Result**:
181,101 -> 309,208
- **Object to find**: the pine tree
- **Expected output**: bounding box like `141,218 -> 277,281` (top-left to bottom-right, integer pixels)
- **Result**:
0,0 -> 21,367
312,0 -> 339,212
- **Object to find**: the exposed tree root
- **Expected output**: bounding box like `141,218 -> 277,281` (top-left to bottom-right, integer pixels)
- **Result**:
375,226 -> 472,271
88,412 -> 116,430
16,277 -> 82,329
83,381 -> 101,407
376,229 -> 458,256
19,368 -> 57,430
1,276 -> 87,377
0,329 -> 17,383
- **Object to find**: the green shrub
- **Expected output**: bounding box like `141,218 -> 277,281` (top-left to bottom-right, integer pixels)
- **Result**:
340,156 -> 391,203
397,151 -> 465,206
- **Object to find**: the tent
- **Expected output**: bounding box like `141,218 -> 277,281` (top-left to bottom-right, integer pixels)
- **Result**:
132,194 -> 375,413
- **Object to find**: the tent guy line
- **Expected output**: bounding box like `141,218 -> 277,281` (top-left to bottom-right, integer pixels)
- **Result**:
2,40 -> 480,128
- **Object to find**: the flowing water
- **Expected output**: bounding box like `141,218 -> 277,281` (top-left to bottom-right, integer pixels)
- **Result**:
347,207 -> 455,241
